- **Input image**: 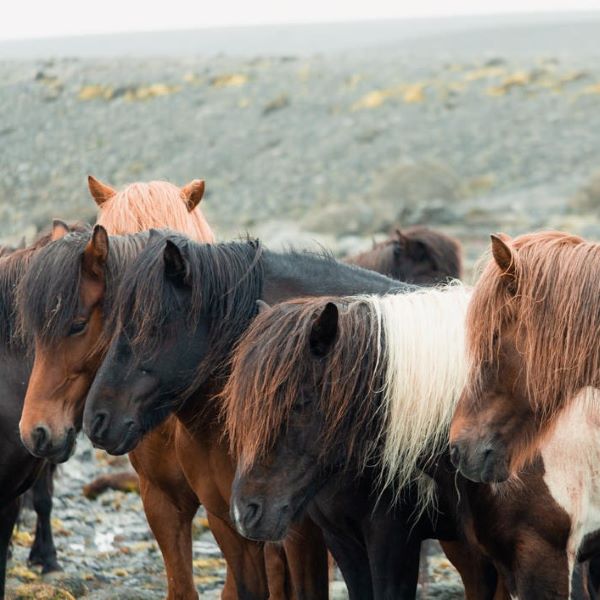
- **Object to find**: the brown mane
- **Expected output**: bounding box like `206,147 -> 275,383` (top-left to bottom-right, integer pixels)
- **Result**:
222,296 -> 386,473
96,180 -> 215,242
467,230 -> 600,421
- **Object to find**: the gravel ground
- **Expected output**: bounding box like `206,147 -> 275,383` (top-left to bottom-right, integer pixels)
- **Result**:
2,17 -> 600,599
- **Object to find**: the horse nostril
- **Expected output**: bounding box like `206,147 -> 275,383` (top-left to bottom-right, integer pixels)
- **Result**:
449,444 -> 461,468
243,501 -> 263,529
90,411 -> 109,440
32,425 -> 51,454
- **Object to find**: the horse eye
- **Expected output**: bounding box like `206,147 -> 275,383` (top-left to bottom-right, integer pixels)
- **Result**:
68,320 -> 87,336
139,365 -> 153,376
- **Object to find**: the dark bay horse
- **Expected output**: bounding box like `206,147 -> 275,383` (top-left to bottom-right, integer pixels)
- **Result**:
0,223 -> 84,596
222,289 -> 501,600
345,226 -> 462,284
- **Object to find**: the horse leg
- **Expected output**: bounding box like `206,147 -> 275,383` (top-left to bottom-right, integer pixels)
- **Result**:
265,543 -> 292,599
0,498 -> 20,598
130,432 -> 200,600
28,463 -> 61,573
363,521 -> 420,600
512,538 -> 570,599
318,526 -> 372,600
206,510 -> 269,600
283,514 -> 329,600
440,540 -> 501,600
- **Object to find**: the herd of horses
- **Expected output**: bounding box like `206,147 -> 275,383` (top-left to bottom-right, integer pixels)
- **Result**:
1,175 -> 600,600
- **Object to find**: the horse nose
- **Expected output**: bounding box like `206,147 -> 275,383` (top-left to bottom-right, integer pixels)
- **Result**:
31,425 -> 51,455
233,499 -> 264,534
89,410 -> 109,443
449,443 -> 462,468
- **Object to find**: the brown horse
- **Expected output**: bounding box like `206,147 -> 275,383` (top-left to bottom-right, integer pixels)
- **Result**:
447,231 -> 600,598
18,177 -> 327,600
449,231 -> 600,481
345,226 -> 462,284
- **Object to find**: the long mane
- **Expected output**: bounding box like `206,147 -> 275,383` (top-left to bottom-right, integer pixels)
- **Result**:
467,231 -> 600,419
224,283 -> 470,507
110,233 -> 264,394
1,226 -> 86,351
18,230 -> 150,344
96,180 -> 215,242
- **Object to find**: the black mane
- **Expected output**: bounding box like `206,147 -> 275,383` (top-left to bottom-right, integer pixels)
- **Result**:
112,232 -> 264,391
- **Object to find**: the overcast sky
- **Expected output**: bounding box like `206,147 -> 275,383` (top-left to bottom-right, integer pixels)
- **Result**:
2,0 -> 599,41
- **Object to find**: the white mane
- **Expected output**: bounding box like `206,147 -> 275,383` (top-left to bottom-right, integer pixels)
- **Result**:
367,282 -> 471,503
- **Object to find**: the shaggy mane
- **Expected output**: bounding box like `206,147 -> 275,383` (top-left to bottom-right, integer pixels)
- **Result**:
110,233 -> 264,394
223,283 -> 470,508
18,230 -> 150,344
96,180 -> 215,242
1,225 -> 86,350
467,230 -> 600,420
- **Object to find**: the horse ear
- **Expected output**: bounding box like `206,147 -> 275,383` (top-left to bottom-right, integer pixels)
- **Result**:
309,302 -> 339,357
82,225 -> 109,280
490,233 -> 516,280
51,219 -> 70,241
18,236 -> 26,249
181,179 -> 205,212
88,175 -> 116,207
164,240 -> 188,283
256,299 -> 271,315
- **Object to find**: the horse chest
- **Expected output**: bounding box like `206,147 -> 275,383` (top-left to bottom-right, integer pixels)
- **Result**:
540,400 -> 600,562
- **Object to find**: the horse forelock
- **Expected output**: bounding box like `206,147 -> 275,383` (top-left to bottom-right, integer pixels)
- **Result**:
222,295 -> 385,474
96,180 -> 215,243
111,235 -> 264,393
467,230 -> 600,423
18,229 -> 149,347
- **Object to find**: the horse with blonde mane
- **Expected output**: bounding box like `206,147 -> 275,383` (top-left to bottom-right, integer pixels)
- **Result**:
18,177 -> 329,600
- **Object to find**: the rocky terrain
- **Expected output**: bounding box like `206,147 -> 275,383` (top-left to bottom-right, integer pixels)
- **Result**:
2,14 -> 600,599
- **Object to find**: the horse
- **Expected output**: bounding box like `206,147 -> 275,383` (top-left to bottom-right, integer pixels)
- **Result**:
445,230 -> 600,598
345,226 -> 462,284
70,232 -> 423,597
221,286 -> 600,599
222,287 -> 503,600
18,176 -> 329,600
449,231 -> 600,481
0,222 -> 84,596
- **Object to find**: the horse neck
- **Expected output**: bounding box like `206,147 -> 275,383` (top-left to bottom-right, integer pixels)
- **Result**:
261,250 -> 410,303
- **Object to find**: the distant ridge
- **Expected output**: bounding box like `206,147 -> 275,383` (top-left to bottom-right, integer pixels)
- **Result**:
1,12 -> 599,59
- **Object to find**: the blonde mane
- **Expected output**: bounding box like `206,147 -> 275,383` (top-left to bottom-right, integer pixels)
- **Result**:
95,180 -> 215,242
224,283 -> 470,509
376,283 -> 470,494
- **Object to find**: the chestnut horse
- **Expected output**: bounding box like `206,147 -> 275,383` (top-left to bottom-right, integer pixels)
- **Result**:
345,226 -> 462,284
18,177 -> 329,600
223,287 -> 600,599
450,231 -> 600,481
447,231 -> 600,598
0,223 -> 85,596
